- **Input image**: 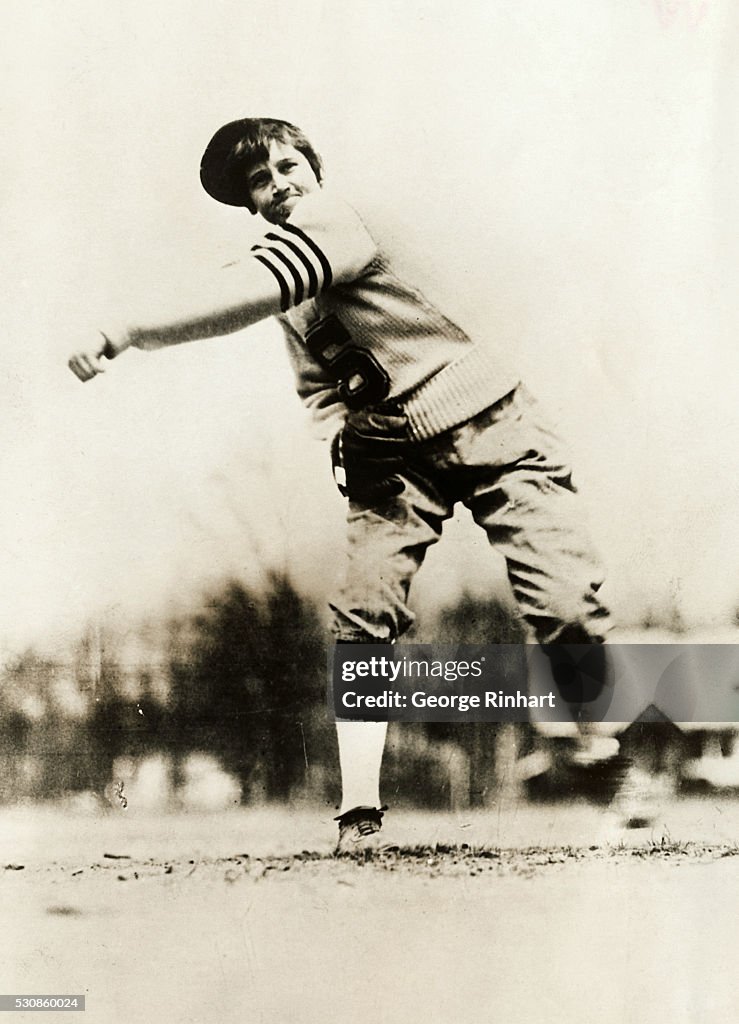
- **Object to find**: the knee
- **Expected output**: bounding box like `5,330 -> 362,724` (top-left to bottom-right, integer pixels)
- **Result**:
329,587 -> 414,644
524,583 -> 612,646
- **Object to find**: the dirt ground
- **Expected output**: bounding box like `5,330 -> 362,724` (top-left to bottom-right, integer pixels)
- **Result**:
2,800 -> 738,1024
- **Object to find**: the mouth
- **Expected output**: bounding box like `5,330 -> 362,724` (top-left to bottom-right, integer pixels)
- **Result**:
268,195 -> 300,223
271,193 -> 299,212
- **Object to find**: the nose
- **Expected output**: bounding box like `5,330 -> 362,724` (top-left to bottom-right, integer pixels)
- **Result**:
272,171 -> 290,195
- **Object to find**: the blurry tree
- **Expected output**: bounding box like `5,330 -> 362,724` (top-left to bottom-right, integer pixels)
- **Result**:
2,650 -> 91,800
0,653 -> 37,801
72,624 -> 123,795
167,573 -> 329,802
71,624 -> 167,796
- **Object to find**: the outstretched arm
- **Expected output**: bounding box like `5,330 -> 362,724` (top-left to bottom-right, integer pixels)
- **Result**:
68,258 -> 284,382
68,190 -> 377,383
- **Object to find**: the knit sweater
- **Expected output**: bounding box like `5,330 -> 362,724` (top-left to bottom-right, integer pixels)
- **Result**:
249,189 -> 518,442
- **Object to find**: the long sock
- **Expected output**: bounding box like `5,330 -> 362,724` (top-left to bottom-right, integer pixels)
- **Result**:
335,719 -> 387,815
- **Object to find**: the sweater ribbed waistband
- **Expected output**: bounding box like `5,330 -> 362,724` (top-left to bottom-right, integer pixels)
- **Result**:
398,345 -> 520,441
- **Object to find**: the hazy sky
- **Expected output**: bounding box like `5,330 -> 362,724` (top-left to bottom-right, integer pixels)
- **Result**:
2,0 -> 738,653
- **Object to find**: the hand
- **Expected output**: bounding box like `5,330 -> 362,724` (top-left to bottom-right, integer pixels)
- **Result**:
68,331 -> 131,382
333,407 -> 409,505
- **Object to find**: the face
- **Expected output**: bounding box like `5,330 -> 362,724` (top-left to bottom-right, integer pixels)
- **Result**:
246,140 -> 320,224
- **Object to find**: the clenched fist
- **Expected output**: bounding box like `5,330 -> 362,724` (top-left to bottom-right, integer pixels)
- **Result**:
68,331 -> 131,382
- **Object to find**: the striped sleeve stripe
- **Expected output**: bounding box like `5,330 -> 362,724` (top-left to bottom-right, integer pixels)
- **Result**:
282,224 -> 333,291
250,227 -> 332,310
265,232 -> 319,298
252,253 -> 290,312
252,244 -> 304,306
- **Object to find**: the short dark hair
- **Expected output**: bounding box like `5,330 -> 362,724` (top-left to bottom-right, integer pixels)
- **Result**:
200,117 -> 323,211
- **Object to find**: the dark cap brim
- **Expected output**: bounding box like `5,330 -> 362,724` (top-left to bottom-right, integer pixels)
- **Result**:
199,118 -> 255,207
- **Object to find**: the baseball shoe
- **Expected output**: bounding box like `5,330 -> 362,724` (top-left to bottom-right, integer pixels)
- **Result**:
334,806 -> 397,857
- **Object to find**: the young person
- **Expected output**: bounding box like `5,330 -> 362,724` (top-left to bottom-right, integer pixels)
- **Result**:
69,118 -> 616,853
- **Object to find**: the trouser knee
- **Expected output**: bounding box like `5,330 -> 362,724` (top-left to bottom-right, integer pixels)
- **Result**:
329,596 -> 413,645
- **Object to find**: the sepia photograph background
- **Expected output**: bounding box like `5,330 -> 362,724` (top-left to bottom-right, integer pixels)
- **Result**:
2,2 -> 738,1022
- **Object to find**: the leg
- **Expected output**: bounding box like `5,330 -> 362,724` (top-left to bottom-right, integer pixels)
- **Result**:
331,471 -> 451,819
459,387 -> 612,716
335,719 -> 387,812
463,396 -> 651,812
330,470 -> 452,642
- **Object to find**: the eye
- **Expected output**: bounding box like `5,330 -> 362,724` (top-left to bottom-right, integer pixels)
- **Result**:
249,172 -> 270,189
